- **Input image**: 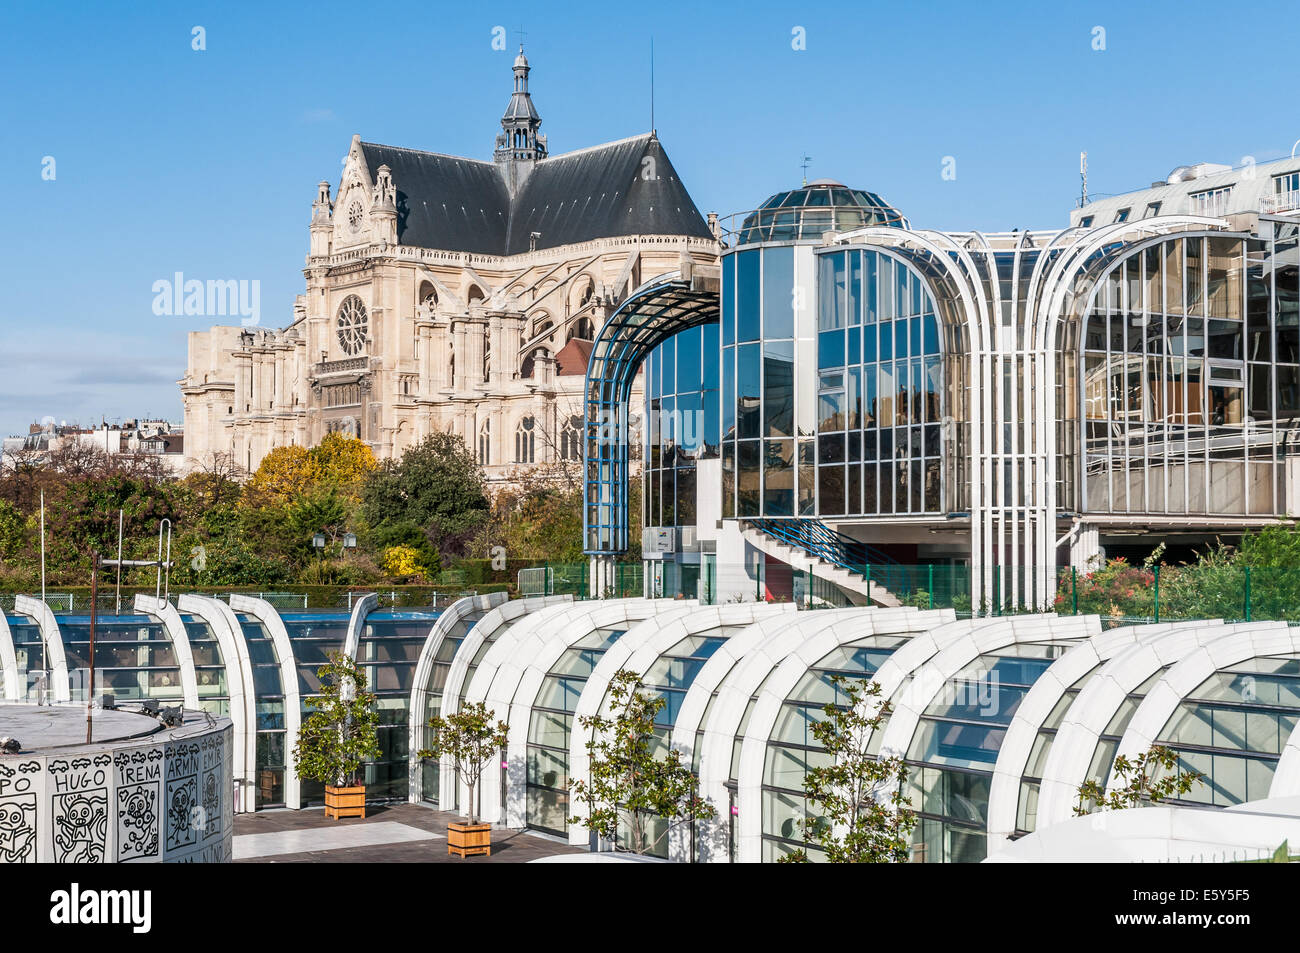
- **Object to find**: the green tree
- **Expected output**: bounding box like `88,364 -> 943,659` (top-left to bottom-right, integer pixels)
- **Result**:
293,652 -> 381,787
570,669 -> 714,855
1074,744 -> 1204,814
362,432 -> 489,557
780,675 -> 915,863
418,702 -> 508,824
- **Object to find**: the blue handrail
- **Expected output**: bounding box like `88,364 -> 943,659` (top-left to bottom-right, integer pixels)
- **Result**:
747,518 -> 899,571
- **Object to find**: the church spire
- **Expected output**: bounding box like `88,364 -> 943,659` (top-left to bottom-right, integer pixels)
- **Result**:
494,45 -> 547,164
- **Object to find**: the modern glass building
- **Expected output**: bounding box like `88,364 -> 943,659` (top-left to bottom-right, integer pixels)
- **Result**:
589,157 -> 1300,612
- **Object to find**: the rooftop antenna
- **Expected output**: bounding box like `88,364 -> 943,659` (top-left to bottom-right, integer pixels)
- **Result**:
800,154 -> 813,186
1080,150 -> 1089,207
650,37 -> 655,135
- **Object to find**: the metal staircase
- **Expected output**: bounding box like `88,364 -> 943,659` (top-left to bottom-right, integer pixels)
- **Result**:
741,518 -> 906,608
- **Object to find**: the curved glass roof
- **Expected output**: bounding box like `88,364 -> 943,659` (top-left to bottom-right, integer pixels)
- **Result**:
736,180 -> 907,245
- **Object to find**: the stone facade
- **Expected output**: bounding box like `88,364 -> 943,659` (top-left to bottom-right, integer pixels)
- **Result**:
181,50 -> 719,482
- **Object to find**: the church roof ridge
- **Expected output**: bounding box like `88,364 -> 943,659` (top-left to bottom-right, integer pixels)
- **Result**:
358,141 -> 498,167
540,132 -> 654,163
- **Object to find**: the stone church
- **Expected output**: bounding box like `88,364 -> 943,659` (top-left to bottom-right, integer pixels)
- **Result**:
181,48 -> 718,482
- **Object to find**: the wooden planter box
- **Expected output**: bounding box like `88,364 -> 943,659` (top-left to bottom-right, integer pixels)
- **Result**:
447,821 -> 492,858
324,784 -> 366,820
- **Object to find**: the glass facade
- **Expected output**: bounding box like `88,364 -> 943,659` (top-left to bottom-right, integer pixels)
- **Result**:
6,616 -> 48,701
719,244 -> 944,520
416,613 -> 483,805
354,610 -> 439,801
905,642 -> 1072,863
1081,232 -> 1298,515
183,616 -> 229,714
1014,664 -> 1100,836
644,323 -> 721,529
526,627 -> 625,835
760,634 -> 907,862
736,184 -> 906,244
237,614 -> 286,808
1157,655 -> 1300,806
58,614 -> 184,705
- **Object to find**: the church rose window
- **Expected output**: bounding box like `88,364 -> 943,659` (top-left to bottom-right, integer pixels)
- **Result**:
336,295 -> 368,355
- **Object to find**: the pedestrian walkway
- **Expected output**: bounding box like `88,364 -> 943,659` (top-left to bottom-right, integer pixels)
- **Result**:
232,803 -> 585,863
234,820 -> 439,860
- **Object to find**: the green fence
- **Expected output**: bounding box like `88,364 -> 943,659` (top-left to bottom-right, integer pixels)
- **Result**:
8,561 -> 1297,624
1057,563 -> 1300,625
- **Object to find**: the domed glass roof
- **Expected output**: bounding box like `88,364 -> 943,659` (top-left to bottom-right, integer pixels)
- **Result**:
736,180 -> 906,244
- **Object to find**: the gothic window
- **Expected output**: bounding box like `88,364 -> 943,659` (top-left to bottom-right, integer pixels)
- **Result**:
561,414 -> 583,461
515,416 -> 536,464
478,419 -> 491,466
336,295 -> 368,355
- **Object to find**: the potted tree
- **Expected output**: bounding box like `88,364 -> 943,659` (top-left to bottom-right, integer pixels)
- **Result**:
294,651 -> 380,820
419,702 -> 508,857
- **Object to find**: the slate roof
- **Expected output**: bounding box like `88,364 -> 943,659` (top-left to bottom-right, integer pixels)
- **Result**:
358,134 -> 711,257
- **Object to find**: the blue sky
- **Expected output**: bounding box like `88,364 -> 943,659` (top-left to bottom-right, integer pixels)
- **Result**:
2,0 -> 1297,438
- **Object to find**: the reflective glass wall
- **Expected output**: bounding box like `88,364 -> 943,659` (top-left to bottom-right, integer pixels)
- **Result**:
5,616 -> 47,701
59,614 -> 184,705
1081,231 -> 1299,515
719,245 -> 945,520
355,610 -> 437,801
644,323 -> 721,529
815,250 -> 943,517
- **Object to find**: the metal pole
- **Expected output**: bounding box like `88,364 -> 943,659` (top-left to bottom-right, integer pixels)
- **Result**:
1153,565 -> 1160,624
40,490 -> 46,604
87,554 -> 99,743
1072,567 -> 1078,615
1245,566 -> 1252,622
163,520 -> 172,602
928,564 -> 934,610
115,509 -> 124,615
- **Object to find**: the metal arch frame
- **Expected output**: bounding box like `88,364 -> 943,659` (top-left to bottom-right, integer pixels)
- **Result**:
733,608 -> 956,863
875,613 -> 1100,764
563,604 -> 701,842
342,592 -> 378,660
406,591 -> 509,804
229,594 -> 304,810
133,593 -> 201,709
834,226 -> 996,607
435,594 -> 573,807
179,593 -> 259,812
561,602 -> 793,849
0,610 -> 18,701
985,619 -> 1222,848
689,607 -> 871,863
14,595 -> 70,703
1033,620 -> 1285,828
1029,215 -> 1229,604
1063,224 -> 1255,518
582,273 -> 720,566
464,598 -> 668,826
1108,625 -> 1300,801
